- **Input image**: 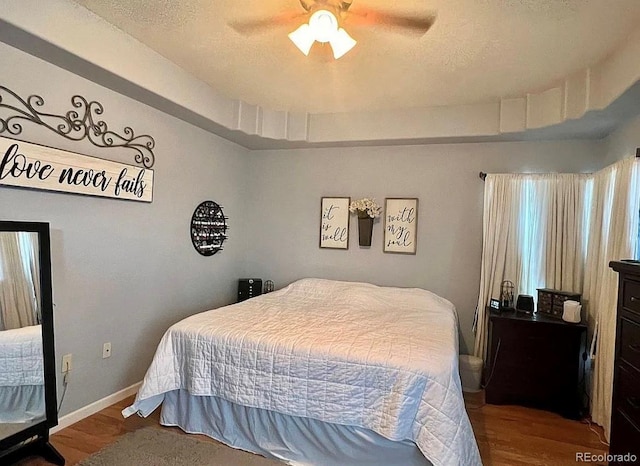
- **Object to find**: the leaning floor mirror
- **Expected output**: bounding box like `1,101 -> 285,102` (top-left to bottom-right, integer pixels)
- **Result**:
0,221 -> 64,465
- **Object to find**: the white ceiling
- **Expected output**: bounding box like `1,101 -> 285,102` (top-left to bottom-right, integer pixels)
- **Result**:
73,0 -> 640,115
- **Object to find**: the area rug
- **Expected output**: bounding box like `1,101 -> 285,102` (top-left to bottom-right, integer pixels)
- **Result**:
77,426 -> 284,466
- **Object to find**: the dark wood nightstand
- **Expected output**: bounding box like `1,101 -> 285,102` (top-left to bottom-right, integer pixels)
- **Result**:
485,309 -> 587,419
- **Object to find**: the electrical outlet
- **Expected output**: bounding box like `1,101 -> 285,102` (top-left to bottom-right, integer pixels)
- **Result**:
61,353 -> 72,373
102,342 -> 111,359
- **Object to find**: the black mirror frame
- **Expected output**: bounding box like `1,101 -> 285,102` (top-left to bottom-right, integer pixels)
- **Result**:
0,221 -> 63,464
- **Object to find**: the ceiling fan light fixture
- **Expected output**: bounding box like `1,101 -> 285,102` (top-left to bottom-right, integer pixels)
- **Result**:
288,23 -> 315,55
330,28 -> 357,59
309,10 -> 338,43
289,9 -> 356,59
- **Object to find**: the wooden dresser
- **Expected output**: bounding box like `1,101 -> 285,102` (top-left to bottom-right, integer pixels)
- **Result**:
485,309 -> 587,419
609,261 -> 640,463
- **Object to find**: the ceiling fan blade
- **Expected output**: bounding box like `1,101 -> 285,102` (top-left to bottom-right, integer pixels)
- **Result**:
229,11 -> 307,35
339,0 -> 354,12
346,7 -> 436,35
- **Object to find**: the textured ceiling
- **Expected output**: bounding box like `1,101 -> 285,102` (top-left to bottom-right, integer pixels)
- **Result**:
73,0 -> 640,114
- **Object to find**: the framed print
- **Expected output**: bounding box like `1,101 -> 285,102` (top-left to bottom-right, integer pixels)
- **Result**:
0,136 -> 154,202
383,198 -> 418,254
320,197 -> 350,249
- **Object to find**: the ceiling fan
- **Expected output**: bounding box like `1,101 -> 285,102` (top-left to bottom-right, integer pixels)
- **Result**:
229,0 -> 437,59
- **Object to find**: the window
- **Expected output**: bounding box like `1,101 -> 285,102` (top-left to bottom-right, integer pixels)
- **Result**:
513,175 -> 592,300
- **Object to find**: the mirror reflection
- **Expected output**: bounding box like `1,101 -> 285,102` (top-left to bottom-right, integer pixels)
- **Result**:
0,231 -> 45,440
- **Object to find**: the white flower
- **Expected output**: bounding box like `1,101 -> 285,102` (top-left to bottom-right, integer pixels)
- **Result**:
349,198 -> 382,218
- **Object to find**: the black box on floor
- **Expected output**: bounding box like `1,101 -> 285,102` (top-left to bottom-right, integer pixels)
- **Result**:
238,278 -> 262,303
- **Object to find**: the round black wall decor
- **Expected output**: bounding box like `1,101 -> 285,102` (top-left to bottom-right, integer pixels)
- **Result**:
190,201 -> 228,256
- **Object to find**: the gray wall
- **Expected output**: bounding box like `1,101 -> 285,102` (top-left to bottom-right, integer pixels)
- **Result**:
0,42 -> 250,415
1,37 -> 625,417
245,141 -> 604,354
603,113 -> 640,164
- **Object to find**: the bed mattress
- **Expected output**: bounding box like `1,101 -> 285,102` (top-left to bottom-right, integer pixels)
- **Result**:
0,325 -> 45,423
0,325 -> 43,387
124,278 -> 481,466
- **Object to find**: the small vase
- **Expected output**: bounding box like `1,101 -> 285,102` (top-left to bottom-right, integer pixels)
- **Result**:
358,216 -> 374,247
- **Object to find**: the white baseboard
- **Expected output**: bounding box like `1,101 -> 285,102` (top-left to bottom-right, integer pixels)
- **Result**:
51,381 -> 142,434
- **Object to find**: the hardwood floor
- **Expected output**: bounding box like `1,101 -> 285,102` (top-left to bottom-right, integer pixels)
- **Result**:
13,392 -> 608,466
464,392 -> 608,465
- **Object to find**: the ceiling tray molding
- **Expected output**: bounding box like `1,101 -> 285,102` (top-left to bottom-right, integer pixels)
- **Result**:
1,0 -> 639,149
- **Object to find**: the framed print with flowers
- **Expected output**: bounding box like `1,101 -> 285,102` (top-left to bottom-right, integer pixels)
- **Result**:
319,197 -> 350,249
383,198 -> 418,254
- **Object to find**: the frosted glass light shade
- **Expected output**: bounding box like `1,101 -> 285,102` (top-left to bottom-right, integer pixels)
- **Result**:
309,10 -> 338,43
288,24 -> 315,56
289,9 -> 357,59
329,28 -> 357,59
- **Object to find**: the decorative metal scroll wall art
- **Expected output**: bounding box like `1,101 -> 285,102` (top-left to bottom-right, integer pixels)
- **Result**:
191,201 -> 228,256
0,85 -> 155,168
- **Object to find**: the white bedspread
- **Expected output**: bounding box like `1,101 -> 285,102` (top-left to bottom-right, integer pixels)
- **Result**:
124,278 -> 481,466
0,324 -> 43,387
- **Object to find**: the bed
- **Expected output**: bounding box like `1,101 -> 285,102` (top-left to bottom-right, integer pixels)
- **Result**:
124,278 -> 481,466
0,324 -> 45,423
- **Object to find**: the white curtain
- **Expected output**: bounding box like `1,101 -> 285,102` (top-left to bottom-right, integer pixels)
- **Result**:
473,158 -> 640,440
20,232 -> 41,324
0,232 -> 39,331
583,157 -> 640,439
473,174 -> 522,360
473,174 -> 590,360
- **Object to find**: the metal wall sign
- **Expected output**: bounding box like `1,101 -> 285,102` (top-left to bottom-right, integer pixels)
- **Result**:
0,86 -> 156,169
0,136 -> 154,202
